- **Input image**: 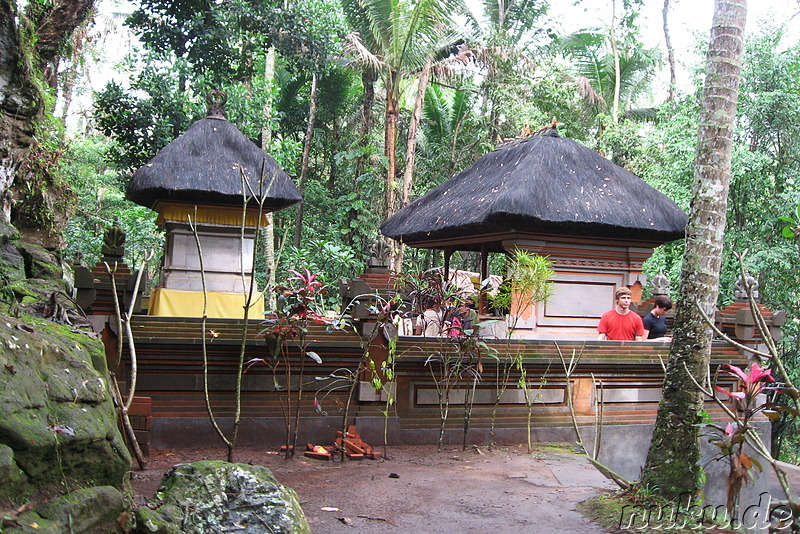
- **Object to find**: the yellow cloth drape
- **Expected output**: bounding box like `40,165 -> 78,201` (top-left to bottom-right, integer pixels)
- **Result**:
155,202 -> 270,227
148,288 -> 265,319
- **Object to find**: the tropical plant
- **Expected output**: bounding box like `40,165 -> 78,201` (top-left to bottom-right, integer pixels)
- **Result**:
692,357 -> 799,522
253,267 -> 329,459
490,249 -> 554,332
556,28 -> 659,126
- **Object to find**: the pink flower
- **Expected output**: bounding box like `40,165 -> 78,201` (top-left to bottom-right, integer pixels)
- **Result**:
724,422 -> 736,437
716,362 -> 776,408
720,362 -> 774,385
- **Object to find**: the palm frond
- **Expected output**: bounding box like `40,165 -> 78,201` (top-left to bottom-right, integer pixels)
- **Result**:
449,88 -> 470,132
623,107 -> 659,122
574,75 -> 605,108
343,31 -> 386,74
429,42 -> 472,79
423,85 -> 449,145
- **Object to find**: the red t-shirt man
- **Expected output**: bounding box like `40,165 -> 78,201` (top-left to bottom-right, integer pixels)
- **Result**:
597,287 -> 645,341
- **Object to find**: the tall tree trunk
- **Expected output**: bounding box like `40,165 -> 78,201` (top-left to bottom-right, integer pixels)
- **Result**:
294,72 -> 318,247
401,62 -> 430,210
262,46 -> 278,310
385,68 -> 401,269
641,0 -> 746,499
609,0 -> 621,123
662,0 -> 677,102
385,68 -> 400,219
394,61 -> 432,272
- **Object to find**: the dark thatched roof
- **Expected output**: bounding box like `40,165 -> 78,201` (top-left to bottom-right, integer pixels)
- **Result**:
380,127 -> 687,248
128,117 -> 302,211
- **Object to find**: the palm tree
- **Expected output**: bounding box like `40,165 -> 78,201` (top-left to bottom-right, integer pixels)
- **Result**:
557,28 -> 659,122
641,0 -> 747,499
341,0 -> 469,269
421,84 -> 473,179
341,0 -> 467,216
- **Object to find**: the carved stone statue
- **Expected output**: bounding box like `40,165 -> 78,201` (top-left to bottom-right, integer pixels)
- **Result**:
102,220 -> 126,258
650,269 -> 670,296
735,272 -> 759,301
368,236 -> 390,268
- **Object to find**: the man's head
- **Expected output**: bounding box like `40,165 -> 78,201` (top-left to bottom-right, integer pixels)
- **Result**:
614,287 -> 633,311
614,287 -> 632,301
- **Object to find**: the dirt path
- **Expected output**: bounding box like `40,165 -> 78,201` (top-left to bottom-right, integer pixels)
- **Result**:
129,444 -> 617,533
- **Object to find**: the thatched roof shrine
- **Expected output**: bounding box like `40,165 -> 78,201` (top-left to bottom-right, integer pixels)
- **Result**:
380,127 -> 687,251
128,95 -> 301,211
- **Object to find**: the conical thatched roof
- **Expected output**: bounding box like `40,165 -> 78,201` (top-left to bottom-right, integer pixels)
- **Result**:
128,115 -> 301,211
381,127 -> 687,248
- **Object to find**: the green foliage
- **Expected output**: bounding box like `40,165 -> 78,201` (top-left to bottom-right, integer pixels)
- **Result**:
491,249 -> 554,322
279,239 -> 362,309
61,137 -> 163,274
93,71 -> 199,172
126,0 -> 345,83
554,22 -> 659,127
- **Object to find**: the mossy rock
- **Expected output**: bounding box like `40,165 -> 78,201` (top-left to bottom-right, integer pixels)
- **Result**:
0,243 -> 26,284
3,486 -> 127,534
0,220 -> 20,246
15,241 -> 63,281
132,461 -> 310,534
7,278 -> 69,307
0,315 -> 131,502
0,444 -> 29,501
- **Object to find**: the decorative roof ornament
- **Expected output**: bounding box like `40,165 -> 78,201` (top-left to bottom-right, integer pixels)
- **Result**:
734,272 -> 759,301
650,269 -> 670,296
206,90 -> 227,119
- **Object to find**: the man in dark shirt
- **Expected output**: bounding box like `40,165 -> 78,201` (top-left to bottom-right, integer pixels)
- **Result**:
643,295 -> 673,342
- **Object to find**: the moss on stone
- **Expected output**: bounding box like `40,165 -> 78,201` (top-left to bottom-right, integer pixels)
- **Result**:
0,314 -> 131,499
133,461 -> 310,534
3,486 -> 126,534
0,444 -> 30,502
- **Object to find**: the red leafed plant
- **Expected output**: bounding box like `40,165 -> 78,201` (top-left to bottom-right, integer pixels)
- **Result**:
250,268 -> 329,458
704,362 -> 796,518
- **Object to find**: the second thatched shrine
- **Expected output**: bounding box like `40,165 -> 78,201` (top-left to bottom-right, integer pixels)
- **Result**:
381,125 -> 688,338
127,92 -> 301,318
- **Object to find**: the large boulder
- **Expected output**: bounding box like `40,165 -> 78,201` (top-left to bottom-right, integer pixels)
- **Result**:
132,461 -> 310,534
0,316 -> 131,503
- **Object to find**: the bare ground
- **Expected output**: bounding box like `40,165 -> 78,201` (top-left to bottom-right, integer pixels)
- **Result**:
129,443 -> 620,533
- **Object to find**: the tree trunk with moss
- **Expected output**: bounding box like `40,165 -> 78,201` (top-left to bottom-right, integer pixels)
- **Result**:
640,0 -> 746,498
